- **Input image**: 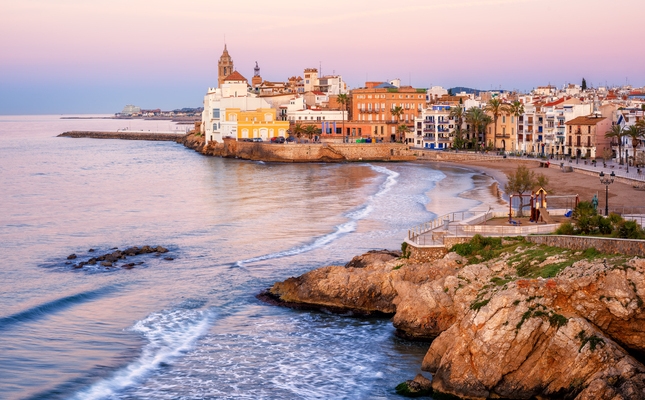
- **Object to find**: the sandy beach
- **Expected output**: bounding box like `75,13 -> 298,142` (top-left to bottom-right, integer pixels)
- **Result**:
435,158 -> 645,214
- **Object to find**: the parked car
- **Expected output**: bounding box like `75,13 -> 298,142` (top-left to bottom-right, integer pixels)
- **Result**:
252,138 -> 263,142
286,136 -> 295,143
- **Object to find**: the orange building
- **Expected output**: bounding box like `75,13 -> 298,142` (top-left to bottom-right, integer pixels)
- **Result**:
350,82 -> 426,142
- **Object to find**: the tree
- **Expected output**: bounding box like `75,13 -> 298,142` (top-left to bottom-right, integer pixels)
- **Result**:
508,100 -> 525,152
465,107 -> 485,149
336,93 -> 349,141
453,129 -> 466,150
625,125 -> 644,158
581,78 -> 587,91
303,124 -> 320,140
292,123 -> 305,141
391,105 -> 404,123
606,125 -> 626,164
396,124 -> 409,143
484,98 -> 511,149
504,165 -> 549,217
449,105 -> 465,132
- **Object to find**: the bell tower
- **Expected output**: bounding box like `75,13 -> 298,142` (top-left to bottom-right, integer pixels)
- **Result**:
252,61 -> 262,89
218,44 -> 234,87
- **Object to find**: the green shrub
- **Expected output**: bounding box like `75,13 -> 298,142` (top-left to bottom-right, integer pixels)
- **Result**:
613,220 -> 645,239
556,222 -> 575,235
573,201 -> 597,220
593,215 -> 613,235
608,213 -> 624,225
450,234 -> 503,263
400,242 -> 411,259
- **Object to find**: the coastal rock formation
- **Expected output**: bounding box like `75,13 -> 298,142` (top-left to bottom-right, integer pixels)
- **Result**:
62,245 -> 171,270
262,238 -> 645,399
177,132 -> 416,163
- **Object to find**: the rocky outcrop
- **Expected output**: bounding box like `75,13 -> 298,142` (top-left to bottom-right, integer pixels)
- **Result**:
61,245 -> 171,270
262,239 -> 645,399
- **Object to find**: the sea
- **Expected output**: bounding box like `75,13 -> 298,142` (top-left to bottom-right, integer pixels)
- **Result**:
0,115 -> 495,400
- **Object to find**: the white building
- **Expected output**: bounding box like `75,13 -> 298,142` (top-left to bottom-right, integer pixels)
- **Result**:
202,72 -> 279,144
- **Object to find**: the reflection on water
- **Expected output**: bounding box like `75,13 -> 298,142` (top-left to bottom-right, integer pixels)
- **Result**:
0,116 -> 489,399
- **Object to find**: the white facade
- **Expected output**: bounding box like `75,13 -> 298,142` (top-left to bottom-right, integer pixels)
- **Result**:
202,84 -> 274,144
414,105 -> 463,149
316,75 -> 347,95
427,86 -> 448,102
287,108 -> 346,123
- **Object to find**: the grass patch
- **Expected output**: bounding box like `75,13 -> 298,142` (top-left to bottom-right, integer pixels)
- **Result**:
450,235 -> 524,265
470,299 -> 490,311
490,276 -> 512,286
577,330 -> 605,352
392,264 -> 403,270
516,308 -> 568,331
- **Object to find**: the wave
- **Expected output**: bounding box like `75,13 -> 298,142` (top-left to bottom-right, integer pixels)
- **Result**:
0,287 -> 114,331
71,306 -> 212,400
234,164 -> 398,267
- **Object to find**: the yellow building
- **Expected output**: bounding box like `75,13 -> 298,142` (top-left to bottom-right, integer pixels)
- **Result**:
225,108 -> 289,140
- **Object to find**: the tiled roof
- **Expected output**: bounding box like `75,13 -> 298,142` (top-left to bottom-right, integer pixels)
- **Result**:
565,115 -> 606,125
223,71 -> 247,82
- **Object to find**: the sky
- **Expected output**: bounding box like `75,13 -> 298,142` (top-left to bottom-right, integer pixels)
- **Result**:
1,0 -> 643,114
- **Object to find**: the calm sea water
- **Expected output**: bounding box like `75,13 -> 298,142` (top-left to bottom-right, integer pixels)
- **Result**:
0,115 -> 486,400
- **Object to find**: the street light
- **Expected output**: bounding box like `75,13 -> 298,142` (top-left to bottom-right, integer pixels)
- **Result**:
626,149 -> 629,173
599,171 -> 615,216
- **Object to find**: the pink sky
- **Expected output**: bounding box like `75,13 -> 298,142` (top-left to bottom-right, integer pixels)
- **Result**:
1,0 -> 643,113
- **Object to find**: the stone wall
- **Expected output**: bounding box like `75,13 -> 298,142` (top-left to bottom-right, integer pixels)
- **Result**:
203,139 -> 416,162
408,245 -> 448,262
526,235 -> 645,257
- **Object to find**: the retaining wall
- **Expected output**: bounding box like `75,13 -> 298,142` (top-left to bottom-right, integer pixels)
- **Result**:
526,235 -> 645,257
204,139 -> 416,162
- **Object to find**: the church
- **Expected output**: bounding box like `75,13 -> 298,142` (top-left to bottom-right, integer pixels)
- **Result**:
201,45 -> 289,144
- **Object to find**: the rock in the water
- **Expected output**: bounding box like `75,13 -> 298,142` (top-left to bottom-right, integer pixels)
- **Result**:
121,263 -> 135,269
88,248 -> 95,252
100,261 -> 112,267
395,374 -> 433,397
67,254 -> 77,260
156,246 -> 168,253
264,240 -> 645,400
163,257 -> 174,261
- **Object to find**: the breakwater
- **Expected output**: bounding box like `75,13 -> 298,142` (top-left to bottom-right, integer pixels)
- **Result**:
58,131 -> 185,141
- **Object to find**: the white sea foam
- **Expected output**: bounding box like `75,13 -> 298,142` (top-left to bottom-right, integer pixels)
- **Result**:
71,308 -> 212,400
235,165 -> 399,266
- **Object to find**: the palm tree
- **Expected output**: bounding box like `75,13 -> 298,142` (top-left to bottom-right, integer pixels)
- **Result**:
391,105 -> 404,123
625,125 -> 644,165
606,125 -> 626,164
449,105 -> 465,131
508,100 -> 524,152
396,124 -> 409,143
481,114 -> 493,149
336,93 -> 349,141
484,97 -> 511,149
465,107 -> 485,149
303,124 -> 319,141
292,123 -> 305,141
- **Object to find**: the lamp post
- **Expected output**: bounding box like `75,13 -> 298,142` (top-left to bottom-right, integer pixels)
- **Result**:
626,149 -> 629,173
599,171 -> 615,216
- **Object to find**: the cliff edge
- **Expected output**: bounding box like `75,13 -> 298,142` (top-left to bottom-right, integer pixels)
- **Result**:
261,237 -> 645,399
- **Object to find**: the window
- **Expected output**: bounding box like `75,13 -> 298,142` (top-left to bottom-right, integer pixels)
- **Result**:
213,109 -> 220,118
502,116 -> 506,123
